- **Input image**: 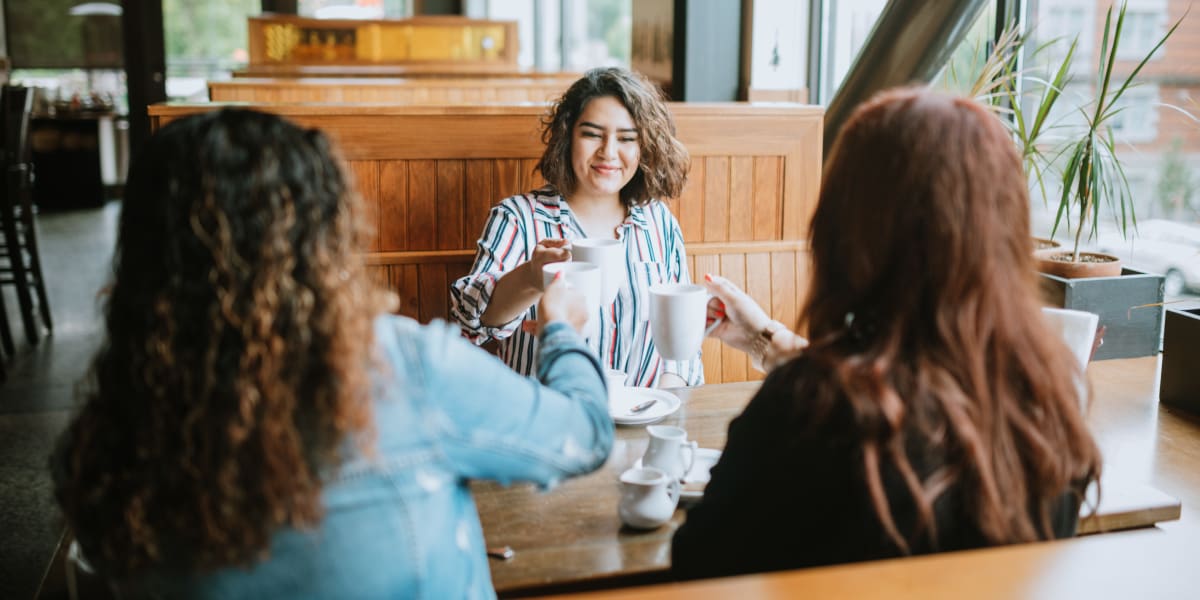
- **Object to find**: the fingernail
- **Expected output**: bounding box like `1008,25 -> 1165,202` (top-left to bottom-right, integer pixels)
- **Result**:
554,271 -> 564,281
704,273 -> 713,282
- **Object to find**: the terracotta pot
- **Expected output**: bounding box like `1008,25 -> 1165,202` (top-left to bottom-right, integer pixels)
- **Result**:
1033,237 -> 1062,251
1035,249 -> 1123,279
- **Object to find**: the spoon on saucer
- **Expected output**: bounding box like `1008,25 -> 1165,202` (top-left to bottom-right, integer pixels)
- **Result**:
628,398 -> 658,415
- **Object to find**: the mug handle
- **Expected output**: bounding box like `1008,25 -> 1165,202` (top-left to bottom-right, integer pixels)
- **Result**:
681,440 -> 698,480
666,476 -> 681,507
703,294 -> 723,337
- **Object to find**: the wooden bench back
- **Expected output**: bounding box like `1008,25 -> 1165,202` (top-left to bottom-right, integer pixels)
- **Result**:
148,102 -> 824,383
208,76 -> 578,104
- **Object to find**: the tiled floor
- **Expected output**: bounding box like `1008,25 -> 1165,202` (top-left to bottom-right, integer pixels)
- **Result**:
0,202 -> 118,599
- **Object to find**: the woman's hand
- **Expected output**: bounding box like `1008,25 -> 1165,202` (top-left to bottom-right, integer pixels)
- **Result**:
537,271 -> 589,336
524,239 -> 573,290
701,273 -> 773,355
702,273 -> 807,372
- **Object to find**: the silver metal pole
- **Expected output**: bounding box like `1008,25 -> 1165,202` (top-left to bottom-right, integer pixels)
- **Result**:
823,0 -> 992,154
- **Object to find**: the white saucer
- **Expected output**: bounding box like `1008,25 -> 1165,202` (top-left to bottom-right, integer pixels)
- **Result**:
634,448 -> 721,502
609,387 -> 681,426
680,448 -> 721,502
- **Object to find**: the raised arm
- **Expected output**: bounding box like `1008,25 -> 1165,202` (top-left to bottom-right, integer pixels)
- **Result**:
701,274 -> 808,372
420,278 -> 613,484
450,202 -> 571,342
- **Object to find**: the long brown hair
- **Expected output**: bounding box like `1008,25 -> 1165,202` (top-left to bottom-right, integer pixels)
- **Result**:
537,66 -> 689,206
797,88 -> 1101,550
54,109 -> 383,577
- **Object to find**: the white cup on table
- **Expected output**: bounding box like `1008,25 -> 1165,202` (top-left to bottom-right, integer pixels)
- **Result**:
649,283 -> 708,360
642,425 -> 698,482
542,262 -> 602,339
1041,307 -> 1100,413
571,238 -> 624,305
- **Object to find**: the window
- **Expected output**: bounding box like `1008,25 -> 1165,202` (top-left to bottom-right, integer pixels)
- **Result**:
1109,85 -> 1160,143
163,0 -> 262,100
1021,0 -> 1199,300
298,0 -> 413,19
470,0 -> 629,70
1118,10 -> 1165,59
815,0 -> 887,105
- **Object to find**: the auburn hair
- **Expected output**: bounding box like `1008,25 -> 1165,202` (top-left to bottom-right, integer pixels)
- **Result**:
54,109 -> 384,577
795,87 -> 1101,550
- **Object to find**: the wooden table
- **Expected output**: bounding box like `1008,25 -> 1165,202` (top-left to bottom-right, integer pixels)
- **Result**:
540,527 -> 1199,599
475,356 -> 1192,596
37,356 -> 1197,599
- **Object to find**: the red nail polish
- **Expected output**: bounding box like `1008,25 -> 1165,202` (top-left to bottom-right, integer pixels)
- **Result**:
704,273 -> 713,282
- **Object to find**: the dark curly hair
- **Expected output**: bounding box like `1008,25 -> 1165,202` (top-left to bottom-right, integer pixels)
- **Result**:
53,109 -> 384,578
537,67 -> 689,206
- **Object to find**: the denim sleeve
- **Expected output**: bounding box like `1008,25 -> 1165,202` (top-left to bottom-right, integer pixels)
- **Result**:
418,320 -> 614,487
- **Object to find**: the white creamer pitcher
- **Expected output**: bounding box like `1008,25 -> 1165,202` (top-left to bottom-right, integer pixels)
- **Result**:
642,425 -> 697,481
618,466 -> 681,529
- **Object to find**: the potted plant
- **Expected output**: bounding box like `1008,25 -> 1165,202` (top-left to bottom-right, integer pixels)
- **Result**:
953,22 -> 1075,254
964,3 -> 1186,359
1032,2 -> 1184,278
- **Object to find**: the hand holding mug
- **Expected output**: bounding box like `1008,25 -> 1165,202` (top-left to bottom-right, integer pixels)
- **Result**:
525,239 -> 572,291
537,272 -> 589,335
701,273 -> 808,371
700,273 -> 773,355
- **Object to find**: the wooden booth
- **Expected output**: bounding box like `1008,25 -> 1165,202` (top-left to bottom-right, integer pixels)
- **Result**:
148,102 -> 824,384
208,76 -> 578,104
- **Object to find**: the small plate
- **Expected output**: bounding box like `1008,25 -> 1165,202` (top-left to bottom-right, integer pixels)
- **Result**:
633,448 -> 722,503
680,448 -> 721,502
609,387 -> 681,426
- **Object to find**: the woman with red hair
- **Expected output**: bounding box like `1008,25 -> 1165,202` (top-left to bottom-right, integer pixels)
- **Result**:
672,87 -> 1102,579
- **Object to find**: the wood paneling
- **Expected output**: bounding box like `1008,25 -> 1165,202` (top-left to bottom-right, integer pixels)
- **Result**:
209,77 -> 575,105
147,102 -> 823,383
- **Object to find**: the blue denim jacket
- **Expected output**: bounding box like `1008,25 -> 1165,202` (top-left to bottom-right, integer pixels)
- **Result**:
144,316 -> 613,599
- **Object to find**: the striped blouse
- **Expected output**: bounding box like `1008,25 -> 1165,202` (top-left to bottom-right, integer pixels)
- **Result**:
450,191 -> 704,387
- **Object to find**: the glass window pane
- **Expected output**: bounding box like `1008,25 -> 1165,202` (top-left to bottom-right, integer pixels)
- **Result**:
163,0 -> 261,100
933,2 -> 998,96
815,0 -> 886,105
298,1 -> 413,19
563,0 -> 630,69
1022,0 -> 1199,301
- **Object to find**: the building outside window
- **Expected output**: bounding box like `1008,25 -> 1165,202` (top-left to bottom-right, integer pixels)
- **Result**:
1023,0 -> 1199,299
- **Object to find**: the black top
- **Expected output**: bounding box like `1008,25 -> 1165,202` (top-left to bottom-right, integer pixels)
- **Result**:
671,356 -> 1081,581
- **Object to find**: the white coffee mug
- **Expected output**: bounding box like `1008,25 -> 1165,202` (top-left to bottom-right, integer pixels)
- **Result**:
571,238 -> 624,305
649,283 -> 708,360
605,368 -> 628,411
617,466 -> 681,530
642,425 -> 698,482
1042,307 -> 1099,413
542,262 -> 602,339
1042,307 -> 1100,370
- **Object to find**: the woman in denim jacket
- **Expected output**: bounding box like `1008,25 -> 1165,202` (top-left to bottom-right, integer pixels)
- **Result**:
52,109 -> 614,599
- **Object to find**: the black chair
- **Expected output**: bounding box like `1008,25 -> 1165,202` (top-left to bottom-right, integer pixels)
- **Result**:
0,85 -> 53,349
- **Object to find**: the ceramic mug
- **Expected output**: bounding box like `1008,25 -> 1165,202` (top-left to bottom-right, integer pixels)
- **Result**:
571,238 -> 624,305
642,425 -> 698,482
1042,306 -> 1100,413
648,283 -> 708,360
542,262 -> 602,339
618,466 -> 681,529
605,368 -> 628,412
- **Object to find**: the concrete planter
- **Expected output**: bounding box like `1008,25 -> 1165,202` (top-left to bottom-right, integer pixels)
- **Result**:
1037,268 -> 1165,360
1161,307 -> 1200,414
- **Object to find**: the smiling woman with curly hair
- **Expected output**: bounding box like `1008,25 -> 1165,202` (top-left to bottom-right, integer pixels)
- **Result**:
53,108 -> 613,598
